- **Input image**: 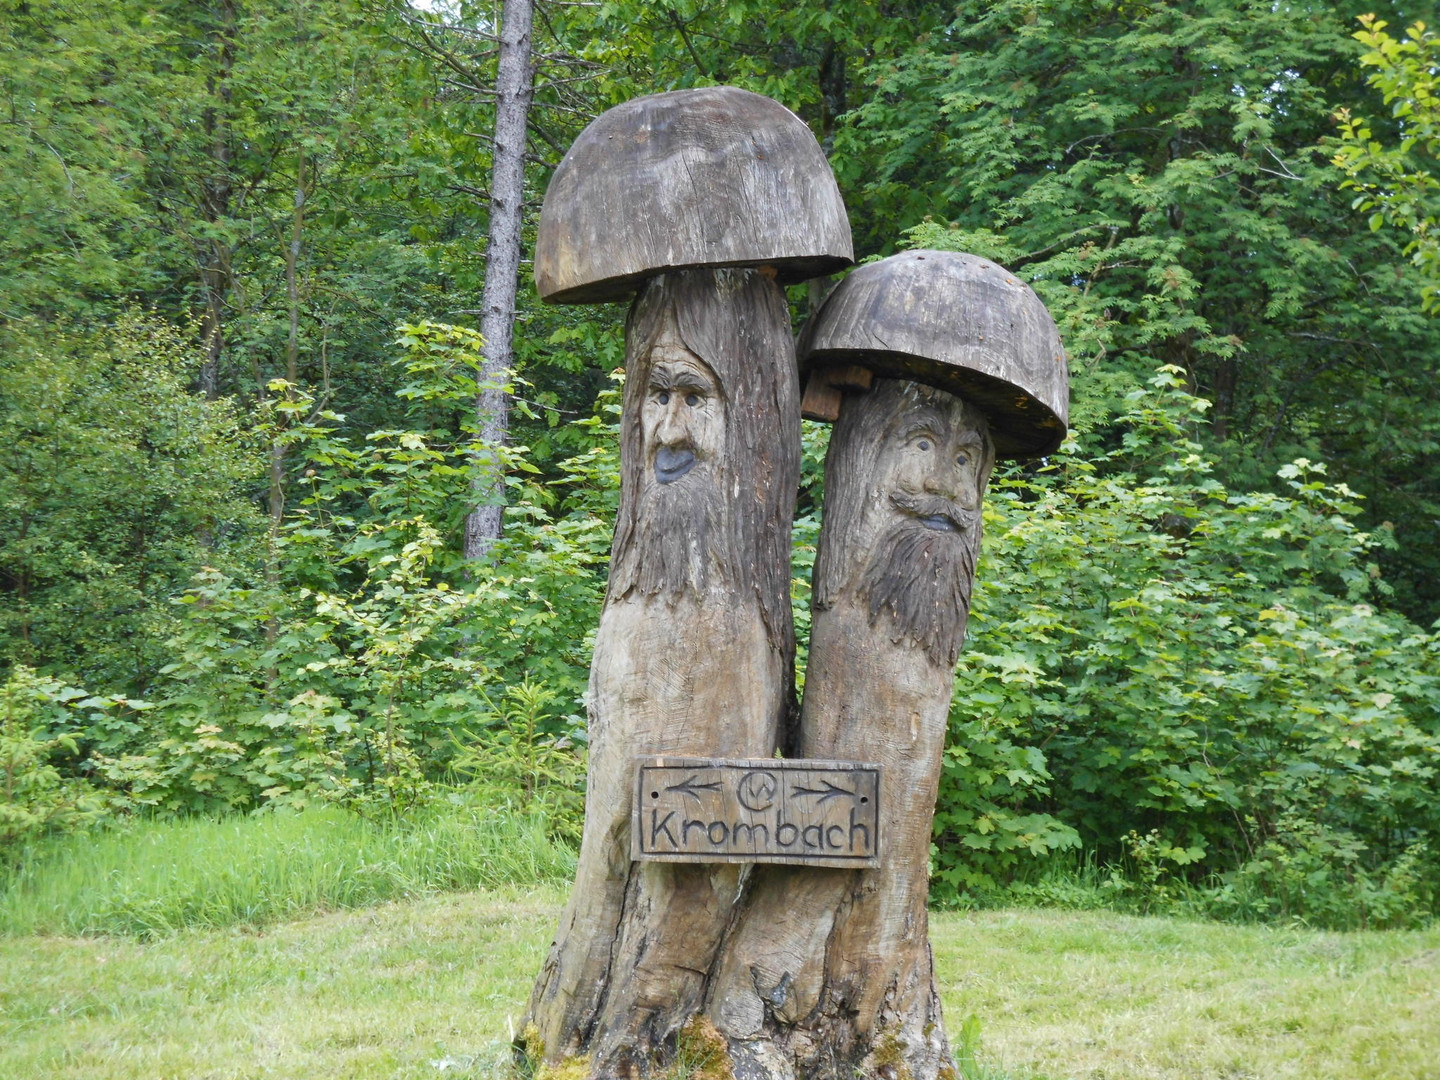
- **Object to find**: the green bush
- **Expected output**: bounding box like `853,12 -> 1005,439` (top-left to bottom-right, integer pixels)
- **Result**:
934,368 -> 1440,928
6,314 -> 1436,931
0,314 -> 260,692
450,679 -> 586,846
64,323 -> 611,818
0,666 -> 115,855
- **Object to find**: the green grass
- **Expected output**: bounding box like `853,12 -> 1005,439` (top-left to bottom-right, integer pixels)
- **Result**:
0,802 -> 575,937
0,885 -> 562,1079
2,812 -> 1436,1078
932,909 -> 1440,1080
1,893 -> 1436,1080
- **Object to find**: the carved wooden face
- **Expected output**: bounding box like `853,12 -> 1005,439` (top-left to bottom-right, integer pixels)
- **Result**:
869,399 -> 990,537
609,268 -> 800,627
814,378 -> 996,668
641,329 -> 725,487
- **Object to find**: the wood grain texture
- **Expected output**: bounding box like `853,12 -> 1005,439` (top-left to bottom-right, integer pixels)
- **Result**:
800,365 -> 873,422
799,373 -> 842,423
706,380 -> 995,1080
524,269 -> 800,1076
535,87 -> 853,304
797,250 -> 1069,457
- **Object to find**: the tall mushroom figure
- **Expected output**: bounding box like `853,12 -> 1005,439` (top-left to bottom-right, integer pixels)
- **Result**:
706,251 -> 1068,1080
523,87 -> 852,1074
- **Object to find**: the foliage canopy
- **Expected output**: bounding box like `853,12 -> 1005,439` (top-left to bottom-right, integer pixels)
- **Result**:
1,1 -> 1439,927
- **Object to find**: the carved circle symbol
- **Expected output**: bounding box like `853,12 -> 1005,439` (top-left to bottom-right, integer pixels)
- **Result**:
736,771 -> 778,812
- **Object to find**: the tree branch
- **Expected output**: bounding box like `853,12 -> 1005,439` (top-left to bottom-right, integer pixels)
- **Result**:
666,9 -> 710,78
526,119 -> 568,159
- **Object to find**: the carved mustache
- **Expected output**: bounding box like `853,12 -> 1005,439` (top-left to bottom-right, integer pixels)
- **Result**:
889,491 -> 980,533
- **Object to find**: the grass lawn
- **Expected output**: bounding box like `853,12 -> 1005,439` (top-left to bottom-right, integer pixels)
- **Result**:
2,886 -> 1436,1080
1,884 -> 564,1080
931,909 -> 1440,1079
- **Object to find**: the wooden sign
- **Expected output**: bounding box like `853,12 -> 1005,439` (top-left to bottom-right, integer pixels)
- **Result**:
632,757 -> 880,868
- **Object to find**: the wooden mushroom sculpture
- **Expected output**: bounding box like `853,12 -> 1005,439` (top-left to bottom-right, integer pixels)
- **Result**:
706,251 -> 1068,1080
523,87 -> 852,1075
797,250 -> 1069,455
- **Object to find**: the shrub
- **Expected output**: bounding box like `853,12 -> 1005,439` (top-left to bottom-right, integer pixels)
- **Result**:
933,368 -> 1440,928
0,666 -> 112,855
67,323 -> 613,817
0,314 -> 260,692
449,679 -> 586,845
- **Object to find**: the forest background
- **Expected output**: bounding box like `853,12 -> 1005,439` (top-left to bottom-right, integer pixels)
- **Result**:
3,0 -> 1439,933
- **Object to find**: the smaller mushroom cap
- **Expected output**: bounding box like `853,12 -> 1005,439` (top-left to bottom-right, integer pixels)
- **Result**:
798,251 -> 1069,457
535,86 -> 853,304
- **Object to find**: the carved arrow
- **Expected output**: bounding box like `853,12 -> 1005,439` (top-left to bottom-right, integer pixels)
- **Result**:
665,774 -> 722,803
790,780 -> 856,804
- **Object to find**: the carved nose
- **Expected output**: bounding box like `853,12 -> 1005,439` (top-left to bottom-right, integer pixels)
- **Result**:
654,445 -> 696,484
923,471 -> 957,500
954,472 -> 981,511
655,404 -> 687,446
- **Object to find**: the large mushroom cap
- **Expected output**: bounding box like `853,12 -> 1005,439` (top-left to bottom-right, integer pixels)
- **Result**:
535,86 -> 854,304
798,250 -> 1069,457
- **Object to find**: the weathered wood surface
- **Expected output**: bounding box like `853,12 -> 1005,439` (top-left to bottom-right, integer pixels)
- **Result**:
798,373 -> 843,423
798,250 -> 1068,456
534,87 -> 853,304
799,364 -> 872,422
706,379 -> 996,1080
525,268 -> 800,1075
633,757 -> 880,868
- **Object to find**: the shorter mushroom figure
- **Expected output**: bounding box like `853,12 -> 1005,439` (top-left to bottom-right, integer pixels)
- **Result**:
798,249 -> 1068,455
705,251 -> 1068,1080
523,87 -> 852,1075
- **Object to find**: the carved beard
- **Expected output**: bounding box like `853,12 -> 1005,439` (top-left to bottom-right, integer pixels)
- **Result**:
858,511 -> 981,669
628,468 -> 729,601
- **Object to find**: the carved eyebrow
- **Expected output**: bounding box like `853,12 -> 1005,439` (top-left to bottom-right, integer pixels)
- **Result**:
648,360 -> 717,392
895,411 -> 947,441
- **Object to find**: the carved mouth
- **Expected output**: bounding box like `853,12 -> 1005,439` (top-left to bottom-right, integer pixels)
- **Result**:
890,492 -> 975,532
654,446 -> 697,484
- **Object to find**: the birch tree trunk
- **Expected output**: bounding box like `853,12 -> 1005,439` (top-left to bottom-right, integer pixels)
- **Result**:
196,0 -> 236,399
707,379 -> 996,1080
465,0 -> 534,559
526,268 -> 800,1076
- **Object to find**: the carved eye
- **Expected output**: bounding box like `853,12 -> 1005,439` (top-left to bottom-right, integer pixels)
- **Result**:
657,391 -> 670,405
917,439 -> 931,451
957,453 -> 969,467
685,393 -> 700,407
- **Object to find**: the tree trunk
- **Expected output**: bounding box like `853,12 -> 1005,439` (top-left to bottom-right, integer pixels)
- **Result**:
266,147 -> 309,546
465,0 -> 534,560
1210,355 -> 1236,443
707,379 -> 996,1080
197,0 -> 236,399
525,268 -> 800,1075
